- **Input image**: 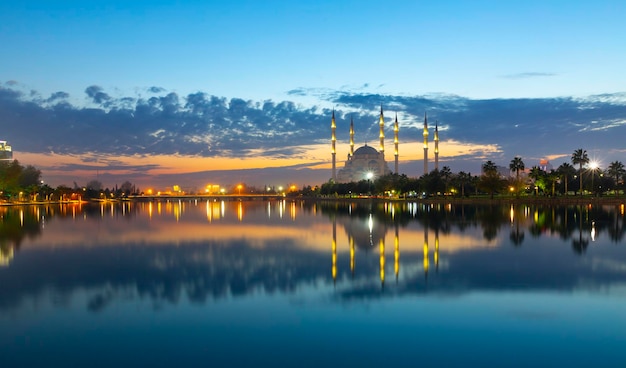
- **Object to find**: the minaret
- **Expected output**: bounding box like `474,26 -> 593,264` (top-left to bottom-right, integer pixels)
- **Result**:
434,120 -> 439,171
349,115 -> 355,158
423,112 -> 429,175
379,105 -> 385,154
394,113 -> 399,174
331,109 -> 337,182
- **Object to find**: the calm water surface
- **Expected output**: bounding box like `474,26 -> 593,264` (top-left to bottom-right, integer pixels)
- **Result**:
1,199 -> 625,367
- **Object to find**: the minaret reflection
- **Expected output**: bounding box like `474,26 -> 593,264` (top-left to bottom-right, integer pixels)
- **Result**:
332,216 -> 337,284
434,227 -> 439,272
349,234 -> 355,277
423,225 -> 429,279
379,238 -> 385,288
394,224 -> 400,282
331,208 -> 392,288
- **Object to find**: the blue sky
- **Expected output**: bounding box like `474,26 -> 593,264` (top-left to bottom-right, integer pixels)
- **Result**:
1,0 -> 625,189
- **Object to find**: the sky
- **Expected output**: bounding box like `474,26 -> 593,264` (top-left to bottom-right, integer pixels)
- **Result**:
1,0 -> 626,191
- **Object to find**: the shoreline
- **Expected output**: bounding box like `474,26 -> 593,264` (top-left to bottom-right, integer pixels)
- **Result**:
1,196 -> 625,206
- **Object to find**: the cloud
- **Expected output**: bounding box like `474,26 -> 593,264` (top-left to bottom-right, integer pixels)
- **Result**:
85,85 -> 111,104
148,86 -> 165,94
2,84 -> 626,187
501,72 -> 557,79
46,91 -> 70,103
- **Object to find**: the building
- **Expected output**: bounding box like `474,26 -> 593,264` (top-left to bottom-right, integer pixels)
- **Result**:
337,144 -> 391,183
331,107 -> 439,182
334,107 -> 392,183
0,141 -> 12,160
539,159 -> 553,172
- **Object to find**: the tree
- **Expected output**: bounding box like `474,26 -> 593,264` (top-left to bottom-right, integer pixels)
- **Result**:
120,181 -> 134,196
440,166 -> 452,194
86,180 -> 103,191
571,149 -> 589,196
509,156 -> 525,197
455,171 -> 472,197
528,166 -> 545,195
607,161 -> 626,196
546,170 -> 560,197
478,161 -> 504,199
557,162 -> 576,196
19,165 -> 42,187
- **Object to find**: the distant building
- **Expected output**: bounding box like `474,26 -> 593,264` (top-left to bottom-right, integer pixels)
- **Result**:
0,141 -> 12,160
539,159 -> 553,172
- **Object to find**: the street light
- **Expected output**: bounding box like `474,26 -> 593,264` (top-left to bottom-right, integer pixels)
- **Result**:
237,184 -> 242,195
366,172 -> 373,195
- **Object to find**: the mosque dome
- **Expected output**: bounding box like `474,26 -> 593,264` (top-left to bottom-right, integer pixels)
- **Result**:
353,145 -> 378,156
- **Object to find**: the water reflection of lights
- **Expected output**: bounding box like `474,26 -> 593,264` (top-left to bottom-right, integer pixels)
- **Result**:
0,247 -> 14,267
368,214 -> 374,248
237,201 -> 243,221
591,221 -> 596,242
379,238 -> 385,286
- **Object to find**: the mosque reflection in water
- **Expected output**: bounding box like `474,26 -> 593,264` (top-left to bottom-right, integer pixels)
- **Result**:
330,205 -> 440,287
1,199 -> 625,290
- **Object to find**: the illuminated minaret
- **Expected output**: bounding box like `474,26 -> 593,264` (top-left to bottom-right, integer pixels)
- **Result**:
379,105 -> 385,154
394,113 -> 399,174
349,115 -> 355,157
331,109 -> 337,182
434,120 -> 440,171
423,112 -> 429,175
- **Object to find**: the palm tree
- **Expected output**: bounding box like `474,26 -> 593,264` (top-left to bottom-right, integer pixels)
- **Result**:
483,160 -> 498,175
456,171 -> 472,197
440,166 -> 452,194
528,166 -> 544,196
607,160 -> 626,196
571,149 -> 589,196
509,156 -> 525,197
557,162 -> 576,196
479,161 -> 503,199
546,170 -> 560,196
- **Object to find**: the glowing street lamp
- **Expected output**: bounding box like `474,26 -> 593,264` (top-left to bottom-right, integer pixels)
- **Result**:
237,184 -> 243,195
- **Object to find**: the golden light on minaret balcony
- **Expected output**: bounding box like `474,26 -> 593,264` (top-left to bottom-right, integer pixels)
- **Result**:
349,115 -> 355,157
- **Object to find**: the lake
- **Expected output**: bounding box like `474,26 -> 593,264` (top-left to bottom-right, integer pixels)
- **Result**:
1,199 -> 625,367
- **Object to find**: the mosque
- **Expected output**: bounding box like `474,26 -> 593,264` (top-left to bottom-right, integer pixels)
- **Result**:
331,106 -> 439,182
